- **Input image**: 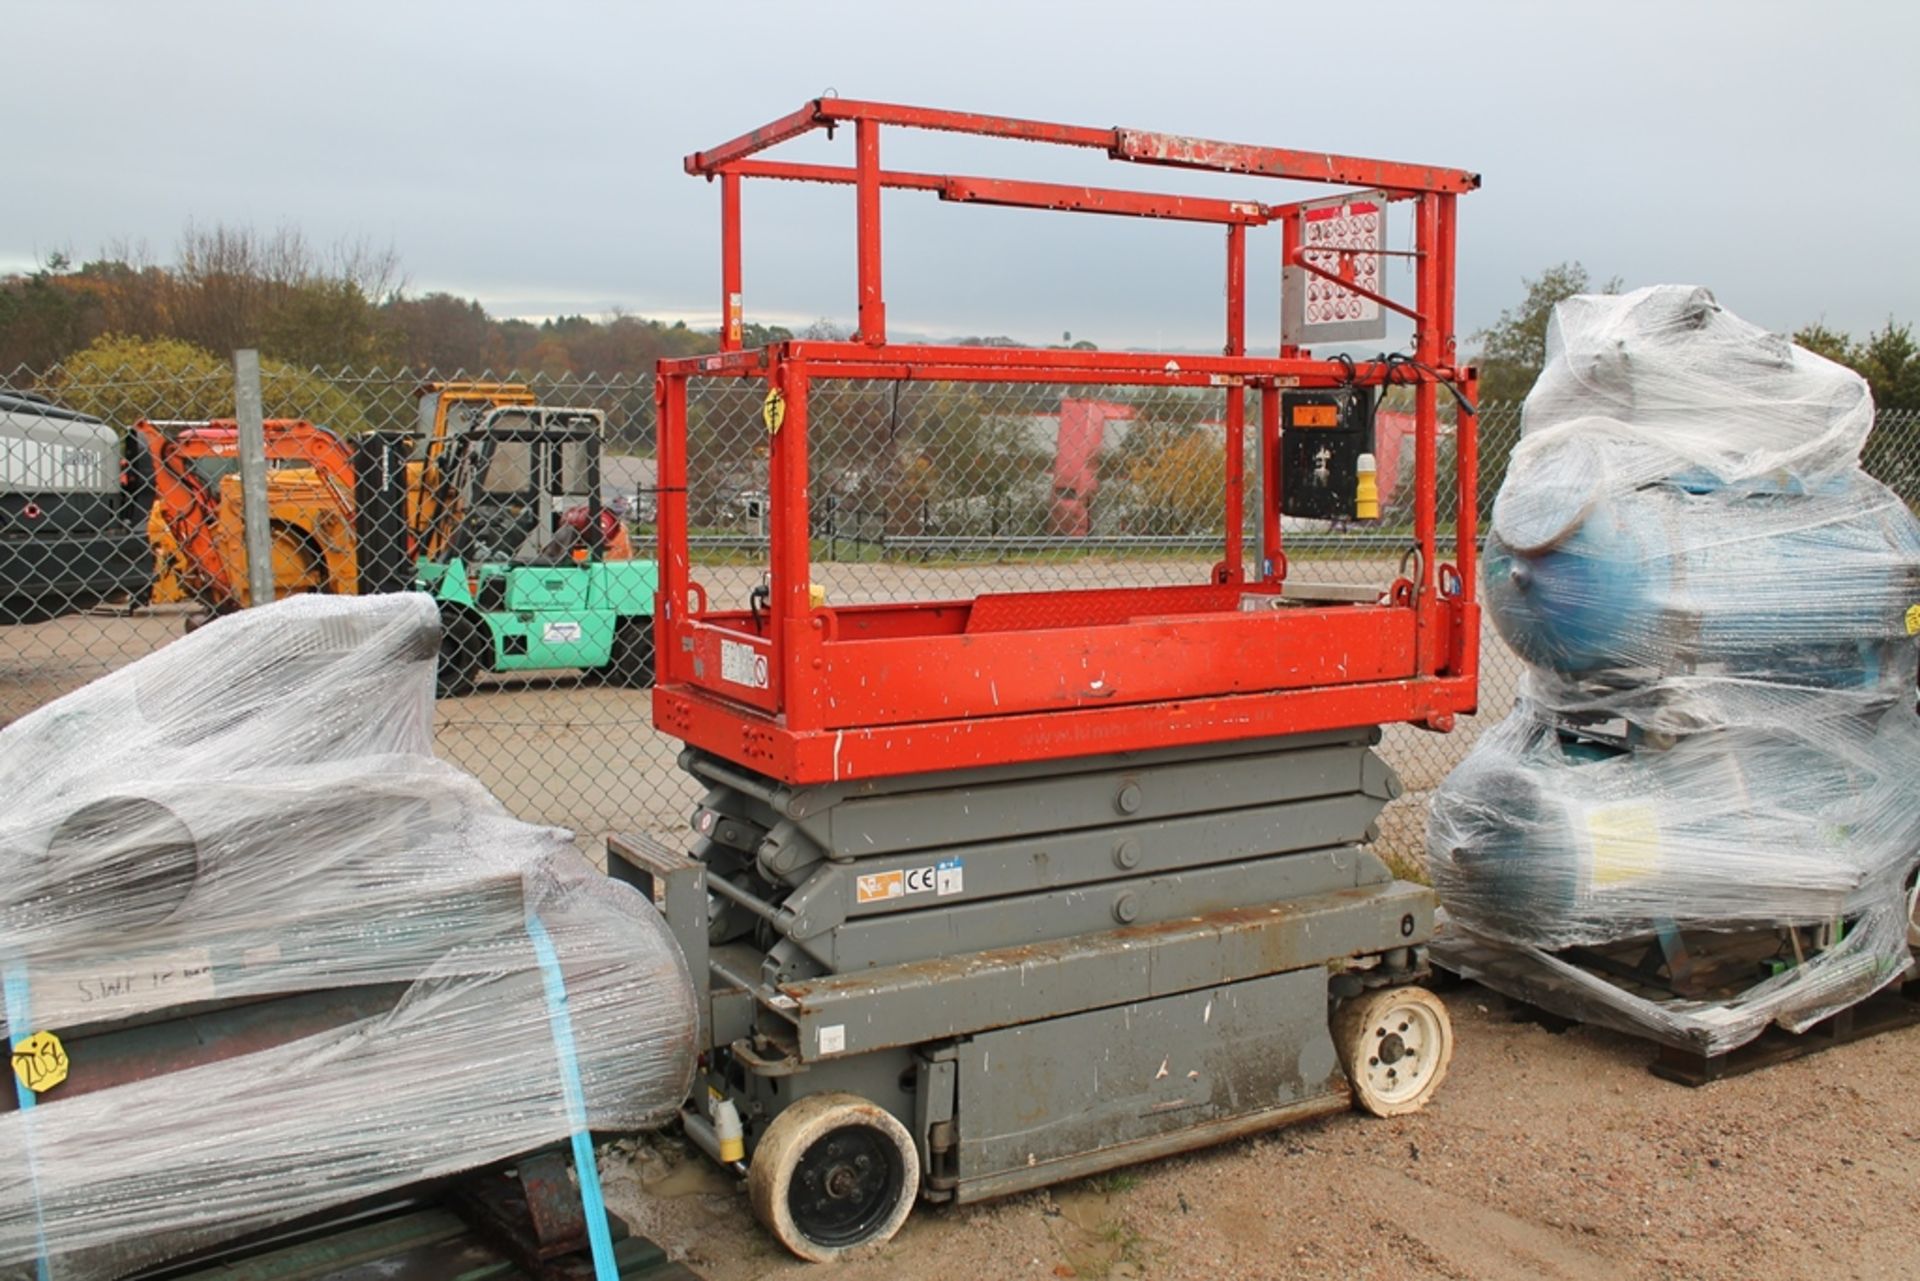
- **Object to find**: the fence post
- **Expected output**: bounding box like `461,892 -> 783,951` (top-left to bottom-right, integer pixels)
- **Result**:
233,349 -> 274,609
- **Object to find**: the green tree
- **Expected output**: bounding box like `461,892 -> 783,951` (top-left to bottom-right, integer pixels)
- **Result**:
1853,321 -> 1920,413
1789,321 -> 1853,367
1125,427 -> 1224,537
1472,262 -> 1619,404
262,277 -> 392,370
45,334 -> 375,432
1800,319 -> 1920,502
1469,262 -> 1619,511
906,385 -> 1051,538
0,255 -> 89,371
386,291 -> 504,374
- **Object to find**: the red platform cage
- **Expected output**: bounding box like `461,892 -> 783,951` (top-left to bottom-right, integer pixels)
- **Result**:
653,98 -> 1481,785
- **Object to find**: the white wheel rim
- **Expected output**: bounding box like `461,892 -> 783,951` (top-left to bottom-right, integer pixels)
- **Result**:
1356,999 -> 1444,1106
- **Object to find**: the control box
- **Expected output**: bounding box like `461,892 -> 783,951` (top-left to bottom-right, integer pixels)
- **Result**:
1279,390 -> 1375,520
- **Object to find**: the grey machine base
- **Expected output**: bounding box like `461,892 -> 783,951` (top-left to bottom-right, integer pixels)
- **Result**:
611,727 -> 1433,1205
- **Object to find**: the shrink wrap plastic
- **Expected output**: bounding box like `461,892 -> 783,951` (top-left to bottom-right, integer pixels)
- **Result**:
1430,286 -> 1920,1055
0,595 -> 696,1279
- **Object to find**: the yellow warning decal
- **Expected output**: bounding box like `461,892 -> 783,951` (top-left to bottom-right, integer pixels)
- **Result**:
1585,803 -> 1660,889
1905,603 -> 1920,636
762,387 -> 787,435
855,870 -> 904,904
11,1030 -> 69,1094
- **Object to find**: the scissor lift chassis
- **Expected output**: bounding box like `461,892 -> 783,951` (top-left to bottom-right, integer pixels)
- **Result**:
611,729 -> 1434,1207
646,96 -> 1478,1259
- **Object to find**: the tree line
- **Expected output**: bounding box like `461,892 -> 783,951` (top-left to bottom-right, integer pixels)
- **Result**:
6,230 -> 1915,523
1466,261 -> 1919,505
1472,260 -> 1917,411
0,224 -> 788,377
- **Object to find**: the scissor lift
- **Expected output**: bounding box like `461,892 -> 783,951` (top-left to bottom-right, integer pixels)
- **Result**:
617,98 -> 1481,1260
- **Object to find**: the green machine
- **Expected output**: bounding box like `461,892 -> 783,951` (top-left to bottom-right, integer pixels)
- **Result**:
416,407 -> 657,696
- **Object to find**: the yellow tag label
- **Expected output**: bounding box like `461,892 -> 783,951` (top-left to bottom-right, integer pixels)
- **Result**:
1905,604 -> 1920,636
1585,803 -> 1660,889
11,1030 -> 69,1094
762,388 -> 786,435
855,870 -> 904,904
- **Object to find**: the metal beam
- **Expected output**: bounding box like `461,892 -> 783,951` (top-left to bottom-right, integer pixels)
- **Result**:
814,98 -> 1115,150
1114,128 -> 1480,195
724,161 -> 1268,225
773,880 -> 1435,1061
685,100 -> 825,174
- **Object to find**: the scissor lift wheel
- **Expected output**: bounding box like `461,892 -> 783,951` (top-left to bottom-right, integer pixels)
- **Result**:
747,1093 -> 919,1262
1334,986 -> 1455,1117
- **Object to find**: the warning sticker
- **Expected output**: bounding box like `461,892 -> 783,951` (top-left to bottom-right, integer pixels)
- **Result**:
855,870 -> 904,904
1905,604 -> 1920,636
937,857 -> 965,896
720,639 -> 769,689
11,1030 -> 69,1094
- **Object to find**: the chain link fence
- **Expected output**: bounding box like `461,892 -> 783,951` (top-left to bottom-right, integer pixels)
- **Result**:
5,358 -> 1916,871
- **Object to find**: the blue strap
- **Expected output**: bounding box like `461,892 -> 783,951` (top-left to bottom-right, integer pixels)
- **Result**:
4,964 -> 53,1281
524,915 -> 618,1281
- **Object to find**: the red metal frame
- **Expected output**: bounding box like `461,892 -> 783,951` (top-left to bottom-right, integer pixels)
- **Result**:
657,98 -> 1481,785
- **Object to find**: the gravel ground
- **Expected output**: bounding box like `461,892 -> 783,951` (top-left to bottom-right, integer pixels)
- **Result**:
602,989 -> 1920,1281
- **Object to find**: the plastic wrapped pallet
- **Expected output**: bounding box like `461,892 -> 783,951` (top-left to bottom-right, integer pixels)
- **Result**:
1429,285 -> 1920,1056
0,595 -> 697,1280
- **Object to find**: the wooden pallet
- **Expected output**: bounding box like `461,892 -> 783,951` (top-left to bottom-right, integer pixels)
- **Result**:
1648,981 -> 1920,1086
1434,935 -> 1920,1087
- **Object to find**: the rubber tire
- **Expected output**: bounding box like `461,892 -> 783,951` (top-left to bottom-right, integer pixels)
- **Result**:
605,615 -> 654,689
1334,985 -> 1455,1118
747,1093 -> 919,1263
435,611 -> 488,698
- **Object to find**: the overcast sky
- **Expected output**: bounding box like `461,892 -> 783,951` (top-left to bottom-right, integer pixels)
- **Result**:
7,0 -> 1916,353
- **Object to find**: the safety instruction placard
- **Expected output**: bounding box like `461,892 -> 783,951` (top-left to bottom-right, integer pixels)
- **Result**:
720,639 -> 769,690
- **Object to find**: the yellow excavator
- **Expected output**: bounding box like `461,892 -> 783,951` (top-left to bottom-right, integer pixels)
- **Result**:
144,381 -> 536,608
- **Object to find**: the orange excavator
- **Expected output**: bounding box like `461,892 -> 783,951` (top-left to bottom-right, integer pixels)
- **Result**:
137,418 -> 362,611
141,382 -> 542,613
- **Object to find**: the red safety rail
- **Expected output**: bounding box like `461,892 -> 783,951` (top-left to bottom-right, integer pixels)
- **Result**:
655,98 -> 1481,785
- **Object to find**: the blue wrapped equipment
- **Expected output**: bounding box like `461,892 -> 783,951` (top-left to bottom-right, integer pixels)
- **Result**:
1430,286 -> 1920,1054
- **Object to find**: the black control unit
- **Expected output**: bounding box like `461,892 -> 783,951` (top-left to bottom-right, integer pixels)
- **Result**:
1279,389 -> 1374,521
